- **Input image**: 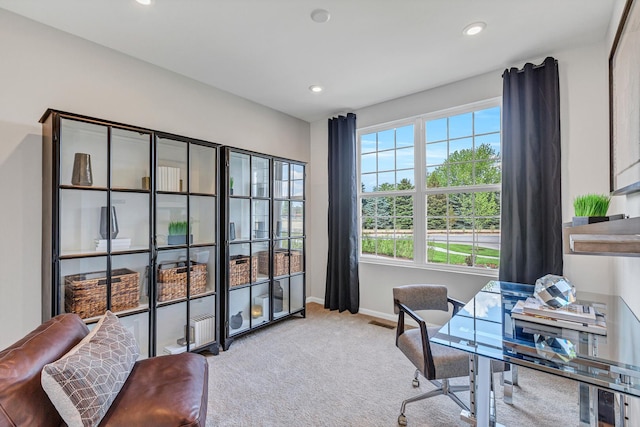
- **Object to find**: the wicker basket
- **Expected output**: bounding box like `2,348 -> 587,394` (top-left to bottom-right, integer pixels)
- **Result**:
229,255 -> 257,287
64,268 -> 140,319
257,250 -> 303,276
257,251 -> 270,275
289,250 -> 303,273
157,261 -> 207,302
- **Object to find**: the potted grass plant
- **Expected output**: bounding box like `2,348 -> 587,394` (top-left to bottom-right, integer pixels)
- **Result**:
168,220 -> 191,245
572,194 -> 615,226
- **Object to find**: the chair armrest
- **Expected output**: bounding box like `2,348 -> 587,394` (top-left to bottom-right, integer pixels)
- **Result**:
448,297 -> 465,316
394,300 -> 434,378
396,301 -> 428,331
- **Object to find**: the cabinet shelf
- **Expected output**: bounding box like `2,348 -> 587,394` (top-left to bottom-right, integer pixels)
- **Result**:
60,185 -> 108,192
81,303 -> 150,324
563,217 -> 640,256
61,247 -> 151,258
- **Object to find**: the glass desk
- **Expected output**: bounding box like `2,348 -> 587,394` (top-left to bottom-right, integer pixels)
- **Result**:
431,281 -> 640,427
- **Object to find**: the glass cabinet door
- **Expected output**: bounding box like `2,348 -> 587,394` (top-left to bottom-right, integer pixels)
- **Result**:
271,161 -> 305,319
57,118 -> 153,335
155,135 -> 219,355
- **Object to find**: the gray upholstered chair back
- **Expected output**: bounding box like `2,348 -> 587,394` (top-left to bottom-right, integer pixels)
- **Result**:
393,284 -> 449,314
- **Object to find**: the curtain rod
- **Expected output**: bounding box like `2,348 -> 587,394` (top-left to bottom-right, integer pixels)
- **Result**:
503,58 -> 557,76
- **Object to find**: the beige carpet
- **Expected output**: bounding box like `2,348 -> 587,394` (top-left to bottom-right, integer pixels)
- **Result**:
205,303 -> 579,426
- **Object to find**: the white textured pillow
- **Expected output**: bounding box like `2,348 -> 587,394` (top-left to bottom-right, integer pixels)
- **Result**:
41,311 -> 139,427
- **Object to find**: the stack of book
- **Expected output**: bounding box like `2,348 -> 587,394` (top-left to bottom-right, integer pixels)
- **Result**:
157,166 -> 181,191
190,314 -> 215,347
511,297 -> 606,335
95,238 -> 131,252
163,344 -> 187,355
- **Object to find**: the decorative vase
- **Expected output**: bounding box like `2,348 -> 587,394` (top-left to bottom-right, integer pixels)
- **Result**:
71,153 -> 93,186
229,222 -> 236,241
99,206 -> 119,239
571,214 -> 624,226
273,281 -> 283,313
167,234 -> 193,245
255,221 -> 267,238
230,311 -> 243,329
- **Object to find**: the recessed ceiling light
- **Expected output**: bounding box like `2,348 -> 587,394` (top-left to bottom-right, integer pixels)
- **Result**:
310,9 -> 331,24
136,0 -> 152,5
309,85 -> 324,93
463,22 -> 486,36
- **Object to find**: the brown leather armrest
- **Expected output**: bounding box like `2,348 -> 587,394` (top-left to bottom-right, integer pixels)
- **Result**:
0,314 -> 88,427
100,352 -> 209,427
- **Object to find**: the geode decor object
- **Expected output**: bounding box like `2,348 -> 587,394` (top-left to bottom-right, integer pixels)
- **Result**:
534,274 -> 576,308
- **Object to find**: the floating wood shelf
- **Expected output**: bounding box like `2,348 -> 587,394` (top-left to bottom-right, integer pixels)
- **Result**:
563,217 -> 640,257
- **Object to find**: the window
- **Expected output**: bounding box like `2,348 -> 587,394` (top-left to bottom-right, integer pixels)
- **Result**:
358,100 -> 501,271
360,124 -> 415,260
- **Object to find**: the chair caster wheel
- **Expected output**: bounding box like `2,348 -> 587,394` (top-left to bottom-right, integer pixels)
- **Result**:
412,378 -> 419,387
398,414 -> 407,426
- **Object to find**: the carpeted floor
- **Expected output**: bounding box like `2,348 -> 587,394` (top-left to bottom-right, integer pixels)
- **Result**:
205,303 -> 579,426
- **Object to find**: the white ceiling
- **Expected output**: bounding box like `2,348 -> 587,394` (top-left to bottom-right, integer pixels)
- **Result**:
0,1 -> 617,123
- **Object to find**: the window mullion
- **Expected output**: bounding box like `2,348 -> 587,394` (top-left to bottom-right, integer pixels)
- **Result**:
414,118 -> 426,264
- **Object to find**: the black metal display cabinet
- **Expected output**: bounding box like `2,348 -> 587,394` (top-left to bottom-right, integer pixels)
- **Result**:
41,109 -> 220,357
220,147 -> 306,350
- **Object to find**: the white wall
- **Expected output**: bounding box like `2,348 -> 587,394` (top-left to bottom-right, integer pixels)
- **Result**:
308,41 -> 618,321
0,9 -> 309,349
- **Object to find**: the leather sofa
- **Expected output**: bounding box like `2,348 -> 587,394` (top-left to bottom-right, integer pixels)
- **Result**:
0,313 -> 209,427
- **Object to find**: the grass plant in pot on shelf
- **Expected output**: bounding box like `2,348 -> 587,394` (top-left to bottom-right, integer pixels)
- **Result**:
572,194 -> 612,226
168,220 -> 191,245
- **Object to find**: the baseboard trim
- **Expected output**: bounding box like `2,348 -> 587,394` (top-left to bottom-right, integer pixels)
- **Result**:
358,307 -> 398,323
306,297 -> 409,325
306,296 -> 324,305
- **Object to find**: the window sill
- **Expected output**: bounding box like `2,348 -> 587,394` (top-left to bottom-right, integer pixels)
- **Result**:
358,256 -> 499,278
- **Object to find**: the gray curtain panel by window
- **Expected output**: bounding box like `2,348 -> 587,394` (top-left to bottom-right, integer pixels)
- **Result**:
499,57 -> 563,284
325,113 -> 360,313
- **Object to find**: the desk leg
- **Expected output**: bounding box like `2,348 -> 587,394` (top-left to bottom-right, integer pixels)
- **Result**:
579,385 -> 624,427
462,355 -> 496,427
503,364 -> 515,405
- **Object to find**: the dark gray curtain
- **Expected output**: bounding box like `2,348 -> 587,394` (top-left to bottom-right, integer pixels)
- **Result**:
325,113 -> 360,313
499,57 -> 563,284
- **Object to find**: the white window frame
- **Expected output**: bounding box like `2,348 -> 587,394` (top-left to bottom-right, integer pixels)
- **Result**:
357,97 -> 501,276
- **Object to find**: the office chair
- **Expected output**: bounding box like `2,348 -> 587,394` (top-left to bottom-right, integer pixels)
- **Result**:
393,284 -> 505,426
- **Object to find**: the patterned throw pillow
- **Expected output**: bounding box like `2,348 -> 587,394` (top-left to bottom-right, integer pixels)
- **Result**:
41,311 -> 139,427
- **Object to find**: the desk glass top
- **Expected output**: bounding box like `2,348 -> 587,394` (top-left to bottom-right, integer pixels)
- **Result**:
431,281 -> 640,397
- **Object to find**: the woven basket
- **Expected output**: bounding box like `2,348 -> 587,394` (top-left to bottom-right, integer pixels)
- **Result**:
268,250 -> 303,276
289,250 -> 303,273
157,261 -> 207,302
257,250 -> 303,276
257,251 -> 270,275
64,268 -> 140,319
229,255 -> 257,287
